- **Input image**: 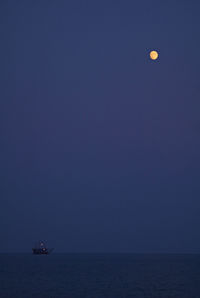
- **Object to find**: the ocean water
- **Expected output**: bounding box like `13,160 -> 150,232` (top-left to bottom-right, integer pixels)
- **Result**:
1,254 -> 200,298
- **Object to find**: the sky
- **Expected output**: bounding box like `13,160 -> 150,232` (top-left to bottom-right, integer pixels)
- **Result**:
1,0 -> 200,253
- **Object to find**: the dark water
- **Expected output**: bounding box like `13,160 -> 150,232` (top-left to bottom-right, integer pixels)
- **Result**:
1,254 -> 200,298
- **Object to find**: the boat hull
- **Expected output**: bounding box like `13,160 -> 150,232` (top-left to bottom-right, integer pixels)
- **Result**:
32,248 -> 51,255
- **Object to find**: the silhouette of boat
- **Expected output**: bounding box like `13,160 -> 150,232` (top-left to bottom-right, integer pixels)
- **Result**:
32,241 -> 53,255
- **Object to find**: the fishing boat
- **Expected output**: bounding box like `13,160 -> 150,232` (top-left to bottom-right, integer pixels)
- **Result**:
32,241 -> 53,255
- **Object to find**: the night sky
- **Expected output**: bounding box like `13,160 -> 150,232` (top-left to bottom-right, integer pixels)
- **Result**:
1,0 -> 200,253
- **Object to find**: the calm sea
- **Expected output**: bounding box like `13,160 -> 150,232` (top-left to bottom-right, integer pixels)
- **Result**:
0,254 -> 200,297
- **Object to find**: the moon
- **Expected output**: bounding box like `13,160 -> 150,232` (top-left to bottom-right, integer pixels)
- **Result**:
150,50 -> 158,60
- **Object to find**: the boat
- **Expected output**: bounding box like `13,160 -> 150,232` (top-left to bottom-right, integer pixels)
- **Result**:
32,241 -> 53,255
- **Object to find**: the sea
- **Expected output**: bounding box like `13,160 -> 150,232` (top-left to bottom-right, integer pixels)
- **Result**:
1,253 -> 200,298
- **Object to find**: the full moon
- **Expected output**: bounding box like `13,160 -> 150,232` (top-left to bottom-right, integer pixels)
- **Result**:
150,50 -> 158,60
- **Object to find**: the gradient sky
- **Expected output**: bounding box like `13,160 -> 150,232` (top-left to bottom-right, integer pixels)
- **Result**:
1,0 -> 200,253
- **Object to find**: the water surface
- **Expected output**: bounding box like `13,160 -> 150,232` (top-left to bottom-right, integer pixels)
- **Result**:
1,254 -> 200,297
